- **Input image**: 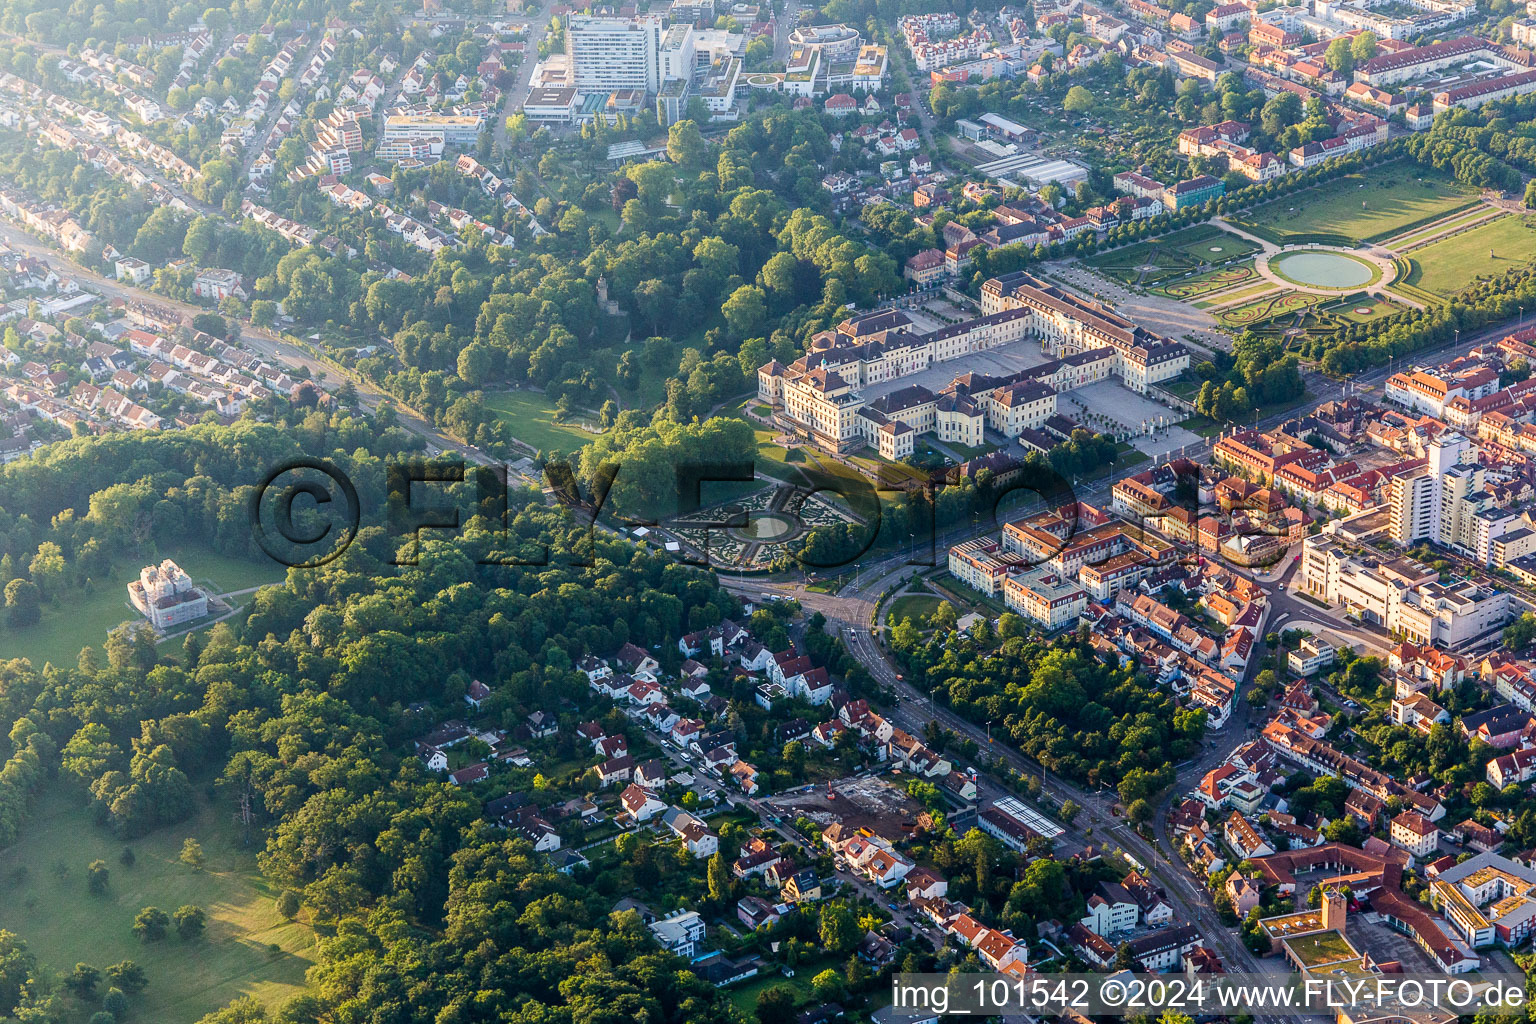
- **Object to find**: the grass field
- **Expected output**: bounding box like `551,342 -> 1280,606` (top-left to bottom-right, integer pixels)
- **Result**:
721,400 -> 805,483
484,390 -> 606,453
1232,163 -> 1479,244
1284,930 -> 1359,968
1321,296 -> 1409,324
1216,290 -> 1328,328
1152,261 -> 1257,300
1196,281 -> 1278,308
1404,214 -> 1536,297
0,788 -> 318,1022
0,542 -> 288,669
1388,206 -> 1499,250
726,955 -> 841,1015
887,594 -> 943,625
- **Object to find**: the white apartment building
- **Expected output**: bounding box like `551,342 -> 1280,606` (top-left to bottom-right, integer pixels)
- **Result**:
1301,534 -> 1510,647
1390,811 -> 1441,861
1001,565 -> 1087,630
568,14 -> 665,95
648,910 -> 706,955
1387,433 -> 1507,559
380,114 -> 484,146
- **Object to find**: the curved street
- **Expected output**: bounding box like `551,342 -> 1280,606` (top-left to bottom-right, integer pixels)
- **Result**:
712,313 -> 1527,999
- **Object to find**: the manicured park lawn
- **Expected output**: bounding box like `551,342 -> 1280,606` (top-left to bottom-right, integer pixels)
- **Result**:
483,389 -> 605,453
1404,214 -> 1536,297
0,581 -> 138,669
0,542 -> 287,669
0,787 -> 318,1022
1152,261 -> 1257,300
1321,296 -> 1408,324
1232,163 -> 1479,244
1389,206 -> 1498,249
720,400 -> 803,483
1085,225 -> 1258,284
1195,281 -> 1277,309
1216,290 -> 1328,328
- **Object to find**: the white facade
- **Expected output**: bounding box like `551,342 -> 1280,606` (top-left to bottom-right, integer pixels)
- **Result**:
569,14 -> 664,94
128,559 -> 208,630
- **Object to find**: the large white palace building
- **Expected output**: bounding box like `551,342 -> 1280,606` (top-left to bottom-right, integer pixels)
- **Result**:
756,272 -> 1188,458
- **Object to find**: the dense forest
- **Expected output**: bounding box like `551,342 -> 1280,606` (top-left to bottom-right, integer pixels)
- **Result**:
0,421 -> 778,1023
888,624 -> 1206,811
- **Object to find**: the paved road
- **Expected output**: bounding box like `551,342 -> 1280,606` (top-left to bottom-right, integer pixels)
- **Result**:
241,32 -> 324,182
773,0 -> 800,63
495,4 -> 556,151
712,310 -> 1527,984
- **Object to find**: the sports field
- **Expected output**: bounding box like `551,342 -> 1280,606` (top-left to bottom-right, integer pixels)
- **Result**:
1231,163 -> 1479,244
0,788 -> 318,1022
1152,261 -> 1257,299
1216,290 -> 1328,328
1403,214 -> 1536,297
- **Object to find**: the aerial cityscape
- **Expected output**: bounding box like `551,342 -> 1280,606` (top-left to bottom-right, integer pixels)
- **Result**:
7,0 -> 1536,1019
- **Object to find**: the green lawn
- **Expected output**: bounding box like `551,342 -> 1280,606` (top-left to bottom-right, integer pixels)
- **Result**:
1284,929 -> 1358,968
0,787 -> 318,1022
1389,206 -> 1498,249
719,400 -> 804,483
1196,281 -> 1278,309
0,582 -> 138,670
483,390 -> 606,453
727,956 -> 841,1015
1232,163 -> 1479,244
1404,214 -> 1536,297
0,543 -> 287,670
1176,416 -> 1224,437
1084,225 -> 1257,284
1216,290 -> 1328,328
1321,296 -> 1409,324
886,594 -> 943,625
1152,261 -> 1258,300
